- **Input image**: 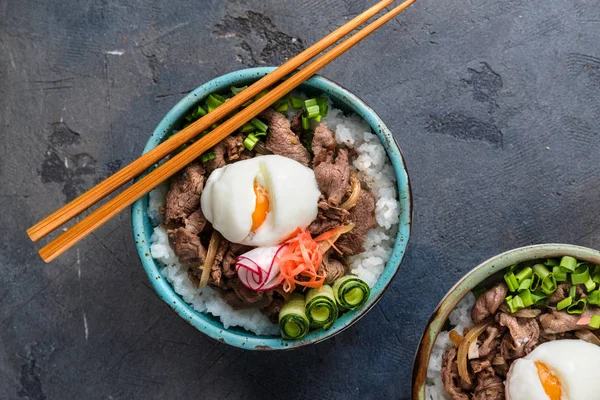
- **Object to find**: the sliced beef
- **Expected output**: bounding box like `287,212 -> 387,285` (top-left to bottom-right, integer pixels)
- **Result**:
496,313 -> 539,358
165,162 -> 205,224
336,191 -> 376,255
478,325 -> 502,358
312,123 -> 336,167
290,109 -> 303,136
221,242 -> 252,279
183,208 -> 208,235
204,142 -> 226,175
320,252 -> 349,285
539,306 -> 600,333
313,148 -> 350,206
262,296 -> 285,324
222,278 -> 273,309
209,237 -> 230,287
548,283 -> 570,304
261,108 -> 311,166
307,199 -> 349,236
472,370 -> 504,400
472,283 -> 508,324
441,347 -> 470,400
470,359 -> 491,374
223,134 -> 245,161
168,227 -> 206,266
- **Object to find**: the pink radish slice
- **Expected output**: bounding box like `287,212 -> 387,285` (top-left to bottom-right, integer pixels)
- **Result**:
236,245 -> 285,291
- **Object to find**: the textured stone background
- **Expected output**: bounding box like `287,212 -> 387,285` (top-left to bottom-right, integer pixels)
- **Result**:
1,0 -> 600,399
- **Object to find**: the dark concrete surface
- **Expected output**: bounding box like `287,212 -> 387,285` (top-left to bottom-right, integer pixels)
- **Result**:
1,0 -> 599,398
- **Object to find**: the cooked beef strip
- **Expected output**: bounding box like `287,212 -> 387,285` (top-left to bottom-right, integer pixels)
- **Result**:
472,283 -> 508,324
441,347 -> 470,400
184,208 -> 208,235
209,237 -> 230,288
312,123 -> 337,167
314,148 -> 350,206
261,108 -> 311,166
336,191 -> 376,255
165,162 -> 205,224
478,325 -> 502,358
496,313 -> 540,358
262,296 -> 285,324
307,199 -> 349,236
539,306 -> 600,333
472,370 -> 504,400
320,252 -> 349,285
290,109 -> 303,136
548,283 -> 587,304
221,242 -> 252,279
204,142 -> 226,175
223,134 -> 245,161
168,227 -> 206,266
222,278 -> 274,309
470,359 -> 491,374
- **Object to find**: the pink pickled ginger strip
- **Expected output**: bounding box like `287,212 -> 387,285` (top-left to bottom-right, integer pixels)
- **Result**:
236,245 -> 285,291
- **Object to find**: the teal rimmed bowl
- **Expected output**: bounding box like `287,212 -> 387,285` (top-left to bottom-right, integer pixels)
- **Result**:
411,243 -> 600,399
131,67 -> 412,350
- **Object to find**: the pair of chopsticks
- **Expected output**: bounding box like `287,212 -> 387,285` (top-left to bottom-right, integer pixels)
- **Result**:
28,0 -> 416,262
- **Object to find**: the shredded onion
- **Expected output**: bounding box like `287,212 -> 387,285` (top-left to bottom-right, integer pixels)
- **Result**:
339,172 -> 361,210
449,330 -> 463,346
457,319 -> 493,384
575,329 -> 600,346
511,308 -> 542,318
199,231 -> 221,288
492,355 -> 506,366
315,223 -> 355,255
468,342 -> 480,360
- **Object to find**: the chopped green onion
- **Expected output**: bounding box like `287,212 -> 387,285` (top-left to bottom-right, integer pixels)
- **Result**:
545,258 -> 560,267
192,105 -> 207,119
305,285 -> 338,330
254,90 -> 268,101
589,315 -> 600,329
242,99 -> 253,107
518,289 -> 535,307
211,123 -> 219,130
184,114 -> 194,122
593,265 -> 600,284
518,278 -> 532,291
569,285 -> 577,299
588,290 -> 600,306
560,256 -> 577,272
516,267 -> 533,283
304,98 -> 318,108
552,266 -> 568,282
200,152 -> 216,163
585,277 -> 597,293
505,272 -> 519,292
534,264 -> 557,295
205,93 -> 225,111
533,264 -> 551,279
279,293 -> 310,340
250,118 -> 268,133
230,85 -> 248,95
276,103 -> 289,112
253,131 -> 267,138
332,275 -> 370,310
243,133 -> 260,151
313,114 -> 322,122
240,123 -> 255,133
301,115 -> 310,130
306,105 -> 321,119
572,265 -> 591,285
316,97 -> 329,117
506,295 -> 525,313
567,298 -> 587,315
289,96 -> 304,109
557,296 -> 573,311
530,291 -> 547,304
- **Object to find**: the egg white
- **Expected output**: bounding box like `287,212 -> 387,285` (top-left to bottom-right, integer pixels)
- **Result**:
201,155 -> 321,246
506,339 -> 600,400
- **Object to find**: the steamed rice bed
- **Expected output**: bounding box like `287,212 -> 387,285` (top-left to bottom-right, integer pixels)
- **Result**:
148,94 -> 400,335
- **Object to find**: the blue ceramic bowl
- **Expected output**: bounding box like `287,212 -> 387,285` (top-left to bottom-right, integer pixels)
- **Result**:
131,67 -> 412,350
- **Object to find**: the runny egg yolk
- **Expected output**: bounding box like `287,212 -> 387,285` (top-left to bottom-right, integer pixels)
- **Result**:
251,182 -> 269,231
535,361 -> 562,400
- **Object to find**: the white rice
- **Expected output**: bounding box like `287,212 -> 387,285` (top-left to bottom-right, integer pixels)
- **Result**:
147,98 -> 401,335
425,293 -> 476,400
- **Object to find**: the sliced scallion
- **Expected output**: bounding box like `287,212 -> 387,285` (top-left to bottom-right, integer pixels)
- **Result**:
253,131 -> 267,138
306,105 -> 320,119
243,133 -> 260,151
519,289 -> 535,307
313,114 -> 322,122
279,293 -> 310,340
254,90 -> 268,101
506,295 -> 525,313
316,97 -> 329,117
557,296 -> 573,311
332,275 -> 370,310
585,277 -> 597,293
250,118 -> 268,133
588,290 -> 600,306
304,98 -> 318,108
572,265 -> 591,285
504,272 -> 519,292
553,266 -> 568,282
560,256 -> 577,272
301,115 -> 310,130
589,315 -> 600,329
545,258 -> 560,267
230,85 -> 248,95
276,103 -> 289,112
289,96 -> 304,109
567,298 -> 587,315
240,123 -> 255,133
305,285 -> 338,330
192,105 -> 207,119
593,265 -> 600,284
518,278 -> 532,291
516,267 -> 533,283
534,264 -> 557,295
206,93 -> 225,111
200,152 -> 216,163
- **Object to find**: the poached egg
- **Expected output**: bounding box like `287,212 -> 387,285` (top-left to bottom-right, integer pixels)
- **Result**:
201,155 -> 320,246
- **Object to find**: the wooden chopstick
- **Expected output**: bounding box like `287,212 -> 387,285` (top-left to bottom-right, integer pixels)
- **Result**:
26,0 -> 397,243
37,0 -> 416,262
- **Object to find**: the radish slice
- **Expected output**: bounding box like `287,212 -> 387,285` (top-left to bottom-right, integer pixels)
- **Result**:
236,245 -> 285,291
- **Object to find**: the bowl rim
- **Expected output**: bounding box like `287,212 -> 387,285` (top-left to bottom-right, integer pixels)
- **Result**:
131,66 -> 413,350
411,243 -> 600,399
